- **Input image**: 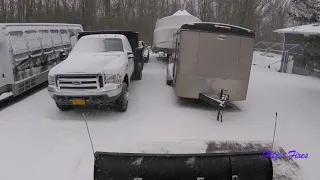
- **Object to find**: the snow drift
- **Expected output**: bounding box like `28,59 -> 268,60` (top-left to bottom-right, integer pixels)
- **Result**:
153,10 -> 201,55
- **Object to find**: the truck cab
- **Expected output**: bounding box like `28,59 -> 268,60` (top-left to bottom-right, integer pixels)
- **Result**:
48,32 -> 142,112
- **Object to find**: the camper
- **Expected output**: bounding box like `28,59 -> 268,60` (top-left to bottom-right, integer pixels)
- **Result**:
0,23 -> 83,102
166,22 -> 255,121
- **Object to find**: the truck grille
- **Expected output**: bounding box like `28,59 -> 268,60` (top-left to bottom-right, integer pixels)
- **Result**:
56,74 -> 103,90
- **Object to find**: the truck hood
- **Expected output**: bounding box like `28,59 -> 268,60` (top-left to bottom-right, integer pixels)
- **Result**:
53,52 -> 126,74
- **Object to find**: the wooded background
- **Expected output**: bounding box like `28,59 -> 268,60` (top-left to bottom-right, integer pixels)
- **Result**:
0,0 -> 309,43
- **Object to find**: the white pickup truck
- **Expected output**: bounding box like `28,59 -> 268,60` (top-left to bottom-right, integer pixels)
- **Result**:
47,32 -> 143,112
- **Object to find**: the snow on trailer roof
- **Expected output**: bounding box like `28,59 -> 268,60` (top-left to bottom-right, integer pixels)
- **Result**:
274,23 -> 320,35
0,23 -> 82,27
176,22 -> 255,38
203,22 -> 254,32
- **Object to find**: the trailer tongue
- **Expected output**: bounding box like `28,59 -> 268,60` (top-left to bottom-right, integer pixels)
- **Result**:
94,151 -> 273,180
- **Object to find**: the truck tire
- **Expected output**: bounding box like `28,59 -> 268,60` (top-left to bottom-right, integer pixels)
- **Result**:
116,82 -> 128,112
141,61 -> 144,70
135,70 -> 142,80
144,51 -> 150,63
132,64 -> 142,80
56,103 -> 72,111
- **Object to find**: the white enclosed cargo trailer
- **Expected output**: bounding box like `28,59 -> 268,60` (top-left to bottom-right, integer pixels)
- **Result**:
0,23 -> 83,101
166,22 -> 255,122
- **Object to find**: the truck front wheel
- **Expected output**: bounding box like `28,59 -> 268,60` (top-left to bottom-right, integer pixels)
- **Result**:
116,82 -> 128,112
56,103 -> 72,111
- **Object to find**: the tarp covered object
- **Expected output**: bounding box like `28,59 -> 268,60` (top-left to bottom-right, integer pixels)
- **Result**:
153,10 -> 201,54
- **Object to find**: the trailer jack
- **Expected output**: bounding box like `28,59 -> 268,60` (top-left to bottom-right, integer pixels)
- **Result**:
199,89 -> 229,122
216,89 -> 229,122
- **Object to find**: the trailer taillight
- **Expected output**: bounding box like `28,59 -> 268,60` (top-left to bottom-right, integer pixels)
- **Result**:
215,25 -> 231,30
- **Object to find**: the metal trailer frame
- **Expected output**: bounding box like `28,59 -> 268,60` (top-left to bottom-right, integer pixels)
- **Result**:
253,41 -> 304,72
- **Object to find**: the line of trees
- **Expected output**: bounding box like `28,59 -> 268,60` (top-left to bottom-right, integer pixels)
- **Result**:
0,0 -> 302,43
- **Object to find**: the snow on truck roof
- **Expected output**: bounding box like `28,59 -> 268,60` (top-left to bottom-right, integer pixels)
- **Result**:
80,34 -> 125,40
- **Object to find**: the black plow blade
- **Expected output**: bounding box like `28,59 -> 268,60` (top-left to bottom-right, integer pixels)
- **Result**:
94,151 -> 273,180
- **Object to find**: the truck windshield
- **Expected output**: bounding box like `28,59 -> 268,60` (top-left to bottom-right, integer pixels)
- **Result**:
72,38 -> 124,53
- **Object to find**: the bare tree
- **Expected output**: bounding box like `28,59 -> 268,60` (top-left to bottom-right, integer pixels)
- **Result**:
0,0 -> 295,42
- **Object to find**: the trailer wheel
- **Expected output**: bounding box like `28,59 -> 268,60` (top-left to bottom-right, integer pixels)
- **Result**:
116,82 -> 128,112
166,79 -> 173,86
56,103 -> 72,111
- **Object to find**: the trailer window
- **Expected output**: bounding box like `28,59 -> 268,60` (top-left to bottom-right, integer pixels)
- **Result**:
24,30 -> 38,40
25,30 -> 37,34
60,29 -> 68,34
39,30 -> 50,39
39,30 -> 49,34
68,29 -> 75,36
50,30 -> 59,34
68,29 -> 75,34
9,31 -> 23,38
72,38 -> 124,53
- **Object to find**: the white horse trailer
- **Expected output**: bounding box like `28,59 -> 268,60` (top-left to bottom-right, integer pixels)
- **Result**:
0,23 -> 83,102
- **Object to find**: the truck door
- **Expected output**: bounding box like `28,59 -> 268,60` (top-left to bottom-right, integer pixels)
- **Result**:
123,38 -> 134,76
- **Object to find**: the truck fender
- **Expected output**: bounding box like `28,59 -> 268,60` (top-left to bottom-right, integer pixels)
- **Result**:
123,74 -> 130,87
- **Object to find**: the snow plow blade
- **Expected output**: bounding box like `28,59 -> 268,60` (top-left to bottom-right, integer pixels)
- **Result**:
94,151 -> 273,180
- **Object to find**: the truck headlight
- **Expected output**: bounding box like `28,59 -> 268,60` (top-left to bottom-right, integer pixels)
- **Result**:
104,74 -> 121,84
48,75 -> 56,86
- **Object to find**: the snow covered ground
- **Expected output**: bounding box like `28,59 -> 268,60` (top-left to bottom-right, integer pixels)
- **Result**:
252,51 -> 282,71
0,53 -> 319,180
0,91 -> 13,101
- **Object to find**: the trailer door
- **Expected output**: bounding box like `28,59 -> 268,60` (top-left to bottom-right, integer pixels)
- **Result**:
0,59 -> 6,88
197,32 -> 241,79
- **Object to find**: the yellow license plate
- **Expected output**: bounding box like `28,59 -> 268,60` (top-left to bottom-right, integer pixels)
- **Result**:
72,99 -> 85,105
